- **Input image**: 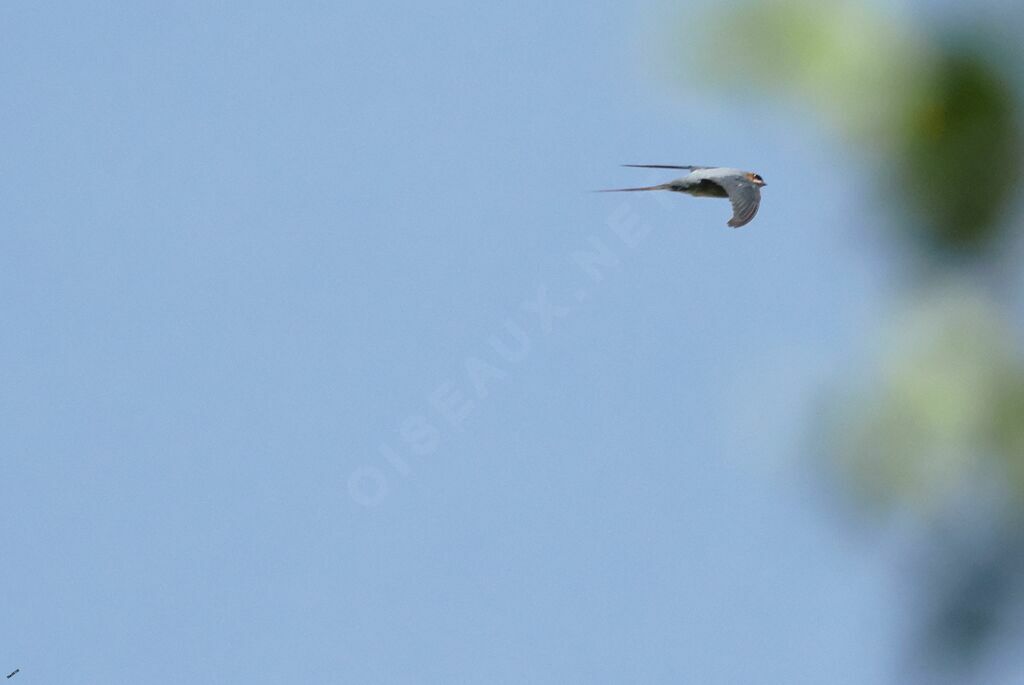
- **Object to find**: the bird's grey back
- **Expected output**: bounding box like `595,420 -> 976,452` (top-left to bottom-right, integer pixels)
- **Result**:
690,167 -> 746,180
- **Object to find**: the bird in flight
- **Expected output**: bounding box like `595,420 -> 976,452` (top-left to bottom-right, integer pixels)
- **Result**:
6,669 -> 18,679
599,165 -> 766,228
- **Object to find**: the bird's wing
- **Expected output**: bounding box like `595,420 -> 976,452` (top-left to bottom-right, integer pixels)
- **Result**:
622,164 -> 709,170
716,177 -> 761,227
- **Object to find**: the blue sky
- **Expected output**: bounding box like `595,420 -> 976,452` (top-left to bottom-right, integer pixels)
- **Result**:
0,1 -> 988,683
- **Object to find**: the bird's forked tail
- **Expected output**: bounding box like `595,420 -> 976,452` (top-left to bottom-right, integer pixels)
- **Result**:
594,184 -> 670,193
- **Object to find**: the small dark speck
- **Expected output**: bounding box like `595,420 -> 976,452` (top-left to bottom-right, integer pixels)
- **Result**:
6,669 -> 18,679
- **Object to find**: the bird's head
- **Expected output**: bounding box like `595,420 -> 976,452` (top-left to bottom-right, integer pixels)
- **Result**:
746,172 -> 766,187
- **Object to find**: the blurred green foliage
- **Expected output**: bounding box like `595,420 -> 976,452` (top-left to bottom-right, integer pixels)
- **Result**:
681,0 -> 1023,257
673,0 -> 1024,676
896,48 -> 1022,254
829,288 -> 1016,512
687,0 -> 925,139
